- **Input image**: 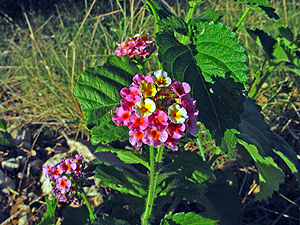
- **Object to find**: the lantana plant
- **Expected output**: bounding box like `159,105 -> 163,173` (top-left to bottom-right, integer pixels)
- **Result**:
72,0 -> 300,224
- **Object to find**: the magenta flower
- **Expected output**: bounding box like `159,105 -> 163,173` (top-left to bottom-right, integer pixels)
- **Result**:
43,163 -> 54,179
167,122 -> 186,139
113,70 -> 198,151
43,155 -> 95,204
164,136 -> 180,151
56,176 -> 71,194
129,113 -> 148,131
129,129 -> 145,147
112,107 -> 132,126
148,110 -> 168,131
172,81 -> 191,97
58,158 -> 77,174
144,128 -> 168,148
112,33 -> 154,59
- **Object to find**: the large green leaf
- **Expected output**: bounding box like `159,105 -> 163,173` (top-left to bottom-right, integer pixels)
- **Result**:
95,146 -> 150,170
95,162 -> 148,198
237,140 -> 285,201
194,22 -> 248,83
156,30 -> 246,145
74,55 -> 142,144
161,212 -> 219,225
227,0 -> 279,20
238,98 -> 274,156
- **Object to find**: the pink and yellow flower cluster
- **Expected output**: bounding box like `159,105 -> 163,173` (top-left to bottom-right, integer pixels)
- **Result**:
113,70 -> 199,151
43,155 -> 95,204
112,33 -> 154,59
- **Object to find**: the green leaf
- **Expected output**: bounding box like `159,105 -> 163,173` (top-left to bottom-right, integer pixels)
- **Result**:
61,205 -> 89,225
86,216 -> 130,225
220,129 -> 239,159
157,16 -> 188,35
247,28 -> 277,59
238,140 -> 285,201
0,118 -> 7,131
95,146 -> 150,170
161,212 -> 219,225
146,0 -> 176,19
279,26 -> 294,42
95,162 -> 148,198
74,55 -> 142,144
227,0 -> 279,20
37,196 -> 57,225
0,131 -> 13,146
237,98 -> 274,156
194,22 -> 248,83
156,30 -> 246,145
90,113 -> 129,145
205,171 -> 242,225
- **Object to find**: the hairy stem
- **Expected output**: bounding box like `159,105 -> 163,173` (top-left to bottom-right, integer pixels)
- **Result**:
141,145 -> 164,225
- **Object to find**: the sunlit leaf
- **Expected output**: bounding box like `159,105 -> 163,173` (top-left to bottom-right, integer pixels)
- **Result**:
161,212 -> 219,225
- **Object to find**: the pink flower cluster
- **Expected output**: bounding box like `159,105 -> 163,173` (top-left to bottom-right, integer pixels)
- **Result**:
113,70 -> 199,151
112,33 -> 154,59
43,155 -> 95,204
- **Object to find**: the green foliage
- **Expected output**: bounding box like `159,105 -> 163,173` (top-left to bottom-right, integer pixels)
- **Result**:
95,162 -> 148,198
61,205 -> 90,225
237,140 -> 285,201
73,55 -> 142,144
205,171 -> 242,225
37,196 -> 57,225
193,22 -> 248,83
95,146 -> 150,170
0,118 -> 12,146
156,30 -> 246,145
85,216 -> 130,225
227,0 -> 279,19
161,212 -> 219,225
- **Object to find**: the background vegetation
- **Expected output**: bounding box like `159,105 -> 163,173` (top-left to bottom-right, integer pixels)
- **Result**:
0,0 -> 299,224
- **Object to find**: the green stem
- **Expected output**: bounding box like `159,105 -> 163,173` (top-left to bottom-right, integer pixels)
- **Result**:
144,0 -> 162,69
81,192 -> 96,221
180,1 -> 199,44
141,145 -> 164,225
232,7 -> 251,32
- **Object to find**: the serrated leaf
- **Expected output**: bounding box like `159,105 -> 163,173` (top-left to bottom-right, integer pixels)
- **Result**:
227,0 -> 279,20
161,212 -> 219,225
194,22 -> 248,83
74,55 -> 142,144
247,28 -> 277,59
238,140 -> 285,201
220,129 -> 239,159
156,30 -> 246,145
157,16 -> 188,34
95,162 -> 148,198
279,26 -> 294,42
95,146 -> 150,170
90,113 -> 129,144
237,98 -> 274,156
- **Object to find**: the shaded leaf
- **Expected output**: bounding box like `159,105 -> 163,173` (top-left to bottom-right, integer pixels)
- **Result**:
95,162 -> 148,198
220,129 -> 239,159
237,98 -> 274,156
62,205 -> 89,225
161,212 -> 219,225
205,171 -> 242,225
279,26 -> 294,42
247,28 -> 277,59
157,16 -> 188,35
86,216 -> 130,225
156,30 -> 246,145
238,140 -> 285,201
95,146 -> 150,170
227,0 -> 279,19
